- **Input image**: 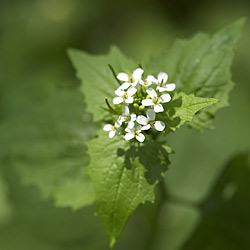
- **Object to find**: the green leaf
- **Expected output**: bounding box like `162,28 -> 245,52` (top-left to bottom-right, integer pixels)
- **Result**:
159,92 -> 218,133
149,153 -> 250,250
182,153 -> 250,250
146,18 -> 245,130
68,47 -> 136,122
0,77 -> 97,210
0,175 -> 11,224
87,130 -> 170,247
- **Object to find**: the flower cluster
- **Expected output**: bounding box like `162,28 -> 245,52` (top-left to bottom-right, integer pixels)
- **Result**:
103,68 -> 176,142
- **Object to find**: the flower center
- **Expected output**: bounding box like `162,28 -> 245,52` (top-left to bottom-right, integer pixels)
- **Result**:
121,92 -> 128,99
152,96 -> 160,104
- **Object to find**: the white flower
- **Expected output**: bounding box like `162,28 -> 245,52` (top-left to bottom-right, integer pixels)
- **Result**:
155,72 -> 176,92
141,88 -> 171,113
103,120 -> 121,138
137,109 -> 165,131
139,75 -> 155,87
124,125 -> 145,142
117,68 -> 144,89
118,106 -> 136,130
113,86 -> 137,104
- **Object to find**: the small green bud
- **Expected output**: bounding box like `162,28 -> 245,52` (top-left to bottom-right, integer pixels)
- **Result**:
146,95 -> 150,99
139,105 -> 145,111
134,98 -> 139,102
133,103 -> 139,108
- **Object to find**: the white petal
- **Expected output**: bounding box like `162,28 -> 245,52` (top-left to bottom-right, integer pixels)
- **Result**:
131,80 -> 139,87
130,113 -> 136,121
147,75 -> 157,84
115,120 -> 122,127
157,84 -> 175,92
142,99 -> 154,106
160,94 -> 171,103
157,86 -> 168,92
146,109 -> 155,121
109,130 -> 116,138
132,68 -> 144,80
125,127 -> 132,133
154,104 -> 164,113
136,125 -> 142,132
146,88 -> 157,99
103,124 -> 112,131
122,106 -> 129,116
139,80 -> 146,86
141,124 -> 151,130
136,115 -> 148,125
136,133 -> 145,142
124,133 -> 135,141
165,83 -> 176,91
113,96 -> 123,104
119,82 -> 131,90
157,72 -> 168,83
118,115 -> 125,123
117,73 -> 129,81
125,97 -> 134,104
141,79 -> 152,87
127,86 -> 137,96
127,121 -> 135,130
154,121 -> 165,131
115,88 -> 125,96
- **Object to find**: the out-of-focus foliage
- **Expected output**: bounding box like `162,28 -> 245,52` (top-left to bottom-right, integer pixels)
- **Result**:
0,0 -> 250,249
152,154 -> 250,250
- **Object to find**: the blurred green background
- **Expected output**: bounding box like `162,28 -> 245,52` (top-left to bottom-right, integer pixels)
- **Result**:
0,0 -> 249,249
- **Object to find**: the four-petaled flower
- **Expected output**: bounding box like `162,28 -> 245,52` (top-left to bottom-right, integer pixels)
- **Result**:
139,75 -> 155,87
154,72 -> 176,92
137,109 -> 165,131
142,88 -> 171,113
118,106 -> 136,130
103,120 -> 121,138
113,86 -> 137,104
117,68 -> 144,90
124,125 -> 145,142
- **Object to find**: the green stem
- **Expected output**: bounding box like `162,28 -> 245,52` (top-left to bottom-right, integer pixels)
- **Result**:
105,97 -> 118,115
138,61 -> 143,69
108,64 -> 121,86
145,181 -> 167,250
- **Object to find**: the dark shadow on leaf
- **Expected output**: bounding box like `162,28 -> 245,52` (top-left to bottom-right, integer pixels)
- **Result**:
117,140 -> 171,185
158,97 -> 182,133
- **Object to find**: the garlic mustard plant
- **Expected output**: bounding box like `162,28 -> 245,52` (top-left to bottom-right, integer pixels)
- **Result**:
103,67 -> 175,141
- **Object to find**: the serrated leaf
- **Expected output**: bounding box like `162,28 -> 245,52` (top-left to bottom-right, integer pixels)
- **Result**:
146,18 -> 245,130
159,92 -> 218,133
87,130 -> 170,247
68,47 -> 137,122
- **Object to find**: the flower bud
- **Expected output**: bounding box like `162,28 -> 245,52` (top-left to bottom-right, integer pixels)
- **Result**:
133,103 -> 139,108
139,105 -> 145,111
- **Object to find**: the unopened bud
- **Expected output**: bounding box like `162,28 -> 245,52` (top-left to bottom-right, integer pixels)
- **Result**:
139,105 -> 145,111
133,103 -> 139,108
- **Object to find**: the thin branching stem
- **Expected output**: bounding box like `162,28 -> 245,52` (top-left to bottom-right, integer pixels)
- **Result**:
108,64 -> 121,86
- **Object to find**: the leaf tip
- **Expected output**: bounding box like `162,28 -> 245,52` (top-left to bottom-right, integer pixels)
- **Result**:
109,237 -> 116,249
